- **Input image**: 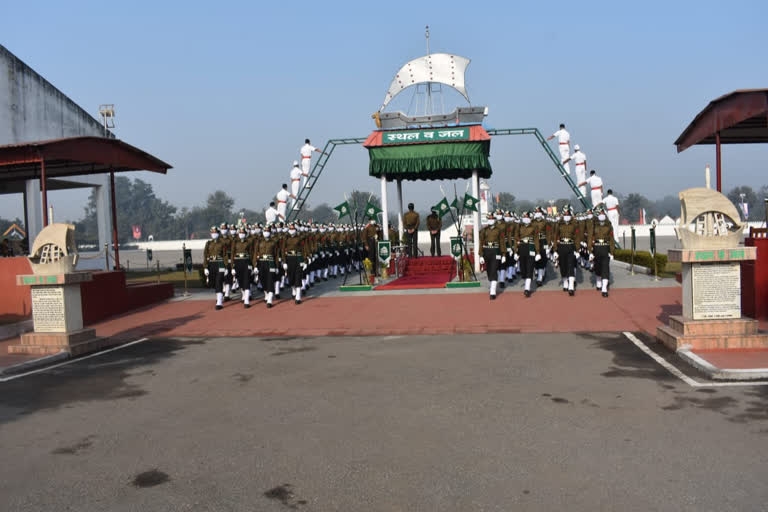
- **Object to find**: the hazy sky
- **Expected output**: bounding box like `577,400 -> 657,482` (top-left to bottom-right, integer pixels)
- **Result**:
2,0 -> 767,222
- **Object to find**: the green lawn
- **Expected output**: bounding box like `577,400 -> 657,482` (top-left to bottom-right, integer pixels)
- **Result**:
126,270 -> 206,289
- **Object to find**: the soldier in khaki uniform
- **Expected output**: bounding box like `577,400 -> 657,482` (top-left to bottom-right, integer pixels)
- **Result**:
589,205 -> 615,297
532,207 -> 551,286
231,225 -> 254,308
388,226 -> 399,248
503,212 -> 518,283
516,211 -> 542,297
552,206 -> 581,296
283,223 -> 305,304
362,219 -> 380,275
426,208 -> 442,257
203,226 -> 230,310
479,212 -> 507,299
403,203 -> 420,258
254,224 -> 281,308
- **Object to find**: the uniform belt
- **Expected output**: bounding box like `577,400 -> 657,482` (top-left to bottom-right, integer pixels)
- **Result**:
259,256 -> 274,261
607,207 -> 618,211
595,239 -> 608,244
520,237 -> 533,243
278,200 -> 287,203
559,238 -> 573,243
291,179 -> 300,182
235,253 -> 249,258
559,142 -> 569,145
302,156 -> 311,159
208,257 -> 223,262
286,251 -> 302,256
576,162 -> 585,166
591,186 -> 601,190
483,243 -> 499,248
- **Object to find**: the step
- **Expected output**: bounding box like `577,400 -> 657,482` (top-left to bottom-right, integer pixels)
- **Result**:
8,344 -> 65,355
657,325 -> 768,351
667,315 -> 758,336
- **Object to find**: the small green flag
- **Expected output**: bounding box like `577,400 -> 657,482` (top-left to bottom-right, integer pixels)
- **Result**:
450,197 -> 459,209
364,201 -> 383,220
334,201 -> 351,219
463,193 -> 479,212
434,198 -> 451,217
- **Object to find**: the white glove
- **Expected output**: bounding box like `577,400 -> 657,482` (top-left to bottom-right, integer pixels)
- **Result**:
535,254 -> 542,262
495,254 -> 502,260
501,256 -> 507,264
223,268 -> 229,276
479,257 -> 485,265
283,263 -> 288,271
301,263 -> 307,270
589,253 -> 595,261
204,268 -> 210,276
574,251 -> 580,259
252,268 -> 258,276
609,253 -> 614,261
507,248 -> 513,256
514,253 -> 520,261
529,251 -> 535,257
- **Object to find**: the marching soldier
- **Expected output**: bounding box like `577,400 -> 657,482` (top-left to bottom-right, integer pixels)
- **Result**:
403,203 -> 420,258
516,211 -> 541,297
219,223 -> 234,301
553,206 -> 580,296
532,207 -> 551,286
426,208 -> 442,257
503,211 -> 517,283
479,212 -> 507,300
232,225 -> 254,308
589,206 -> 615,297
283,223 -> 305,304
203,226 -> 230,310
254,224 -> 280,307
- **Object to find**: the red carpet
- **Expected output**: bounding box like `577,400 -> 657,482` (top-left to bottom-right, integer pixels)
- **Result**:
376,256 -> 456,290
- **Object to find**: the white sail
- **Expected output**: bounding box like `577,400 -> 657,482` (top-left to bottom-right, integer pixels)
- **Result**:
379,53 -> 470,111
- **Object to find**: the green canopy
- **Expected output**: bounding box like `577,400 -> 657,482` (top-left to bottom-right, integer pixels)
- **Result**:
368,141 -> 491,181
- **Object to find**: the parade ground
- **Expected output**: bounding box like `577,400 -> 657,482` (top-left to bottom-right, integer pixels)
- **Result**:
2,332 -> 768,511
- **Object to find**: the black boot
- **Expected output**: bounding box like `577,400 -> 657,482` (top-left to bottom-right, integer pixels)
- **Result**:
215,304 -> 223,310
524,290 -> 531,298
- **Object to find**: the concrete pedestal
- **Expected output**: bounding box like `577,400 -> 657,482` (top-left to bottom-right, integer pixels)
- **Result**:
10,272 -> 107,356
657,248 -> 768,351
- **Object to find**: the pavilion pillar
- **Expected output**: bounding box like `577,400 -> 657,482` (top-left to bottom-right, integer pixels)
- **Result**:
715,131 -> 722,192
472,170 -> 480,273
40,159 -> 48,227
109,170 -> 120,270
396,179 -> 404,243
380,175 -> 389,241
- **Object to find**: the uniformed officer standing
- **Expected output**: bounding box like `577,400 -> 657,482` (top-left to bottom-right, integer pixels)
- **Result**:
516,211 -> 542,297
479,212 -> 507,299
362,218 -> 379,275
299,139 -> 323,188
553,206 -> 581,296
586,170 -> 604,207
563,144 -> 588,196
388,225 -> 399,247
426,208 -> 442,257
254,225 -> 280,307
546,123 -> 571,174
403,203 -> 420,258
276,184 -> 290,221
589,206 -> 615,297
232,225 -> 254,308
203,226 -> 230,310
289,161 -> 302,211
602,189 -> 620,237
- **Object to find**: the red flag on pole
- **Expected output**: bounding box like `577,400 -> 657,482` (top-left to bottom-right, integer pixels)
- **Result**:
132,225 -> 142,240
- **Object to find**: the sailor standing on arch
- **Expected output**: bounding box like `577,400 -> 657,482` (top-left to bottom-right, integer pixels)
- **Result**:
276,184 -> 290,221
563,144 -> 588,196
289,161 -> 302,211
300,139 -> 324,188
547,123 -> 571,175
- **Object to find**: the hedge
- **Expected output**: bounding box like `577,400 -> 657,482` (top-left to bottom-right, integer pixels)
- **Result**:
614,249 -> 667,273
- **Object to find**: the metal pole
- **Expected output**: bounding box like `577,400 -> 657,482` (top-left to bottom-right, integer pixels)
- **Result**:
396,179 -> 404,243
715,131 -> 722,192
472,171 -> 481,273
380,175 -> 389,241
109,170 -> 120,270
104,243 -> 110,271
40,159 -> 48,227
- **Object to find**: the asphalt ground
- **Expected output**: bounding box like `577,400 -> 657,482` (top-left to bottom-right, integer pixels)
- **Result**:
1,333 -> 767,511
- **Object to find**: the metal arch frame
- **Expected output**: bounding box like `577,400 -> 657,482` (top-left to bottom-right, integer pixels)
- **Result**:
287,127 -> 593,222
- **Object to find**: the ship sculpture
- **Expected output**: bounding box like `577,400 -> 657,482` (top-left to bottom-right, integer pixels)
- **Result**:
675,188 -> 744,249
28,223 -> 79,274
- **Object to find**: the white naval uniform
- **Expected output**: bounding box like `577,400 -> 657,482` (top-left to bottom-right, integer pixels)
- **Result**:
300,143 -> 316,187
603,194 -> 620,235
552,129 -> 571,174
289,165 -> 302,209
569,150 -> 588,196
276,188 -> 290,220
586,174 -> 604,206
265,206 -> 278,224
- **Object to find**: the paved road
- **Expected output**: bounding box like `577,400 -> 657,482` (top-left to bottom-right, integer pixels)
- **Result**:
1,333 -> 766,511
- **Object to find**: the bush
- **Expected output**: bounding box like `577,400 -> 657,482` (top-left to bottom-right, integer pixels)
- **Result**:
615,249 -> 667,273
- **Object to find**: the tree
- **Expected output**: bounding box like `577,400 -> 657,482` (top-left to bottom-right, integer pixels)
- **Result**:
496,192 -> 516,212
622,193 -> 651,223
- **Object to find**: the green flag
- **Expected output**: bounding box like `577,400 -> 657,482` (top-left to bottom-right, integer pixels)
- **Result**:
463,193 -> 479,212
364,201 -> 383,220
433,198 -> 451,217
333,201 -> 351,219
450,197 -> 459,209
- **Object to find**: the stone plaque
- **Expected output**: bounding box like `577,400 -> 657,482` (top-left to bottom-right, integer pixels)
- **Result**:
31,286 -> 67,332
691,263 -> 741,320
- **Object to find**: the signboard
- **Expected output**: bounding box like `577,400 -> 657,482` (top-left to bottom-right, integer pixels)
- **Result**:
691,263 -> 741,320
382,127 -> 469,145
450,236 -> 463,257
377,240 -> 391,265
147,249 -> 153,262
183,248 -> 193,273
31,287 -> 66,332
